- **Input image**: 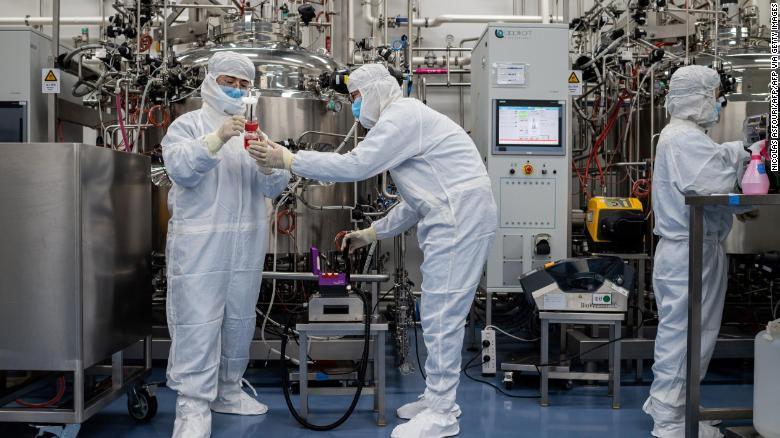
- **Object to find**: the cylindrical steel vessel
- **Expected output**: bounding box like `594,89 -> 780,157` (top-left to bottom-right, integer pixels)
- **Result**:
160,36 -> 361,252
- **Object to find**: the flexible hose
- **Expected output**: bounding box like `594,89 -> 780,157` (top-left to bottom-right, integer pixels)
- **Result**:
280,290 -> 371,431
16,376 -> 66,408
115,92 -> 131,152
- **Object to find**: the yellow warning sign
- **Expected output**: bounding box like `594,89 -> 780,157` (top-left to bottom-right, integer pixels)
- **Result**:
568,72 -> 580,84
44,70 -> 58,81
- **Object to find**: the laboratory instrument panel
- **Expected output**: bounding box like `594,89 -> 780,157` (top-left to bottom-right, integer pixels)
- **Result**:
471,23 -> 571,293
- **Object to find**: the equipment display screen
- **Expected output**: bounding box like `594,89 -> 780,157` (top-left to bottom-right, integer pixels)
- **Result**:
494,99 -> 564,154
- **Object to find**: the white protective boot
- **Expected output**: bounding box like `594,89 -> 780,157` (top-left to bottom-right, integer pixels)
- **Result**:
391,408 -> 459,438
210,378 -> 268,415
172,396 -> 212,438
396,394 -> 462,420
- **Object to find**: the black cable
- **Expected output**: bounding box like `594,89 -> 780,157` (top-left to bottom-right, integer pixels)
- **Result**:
280,290 -> 371,431
413,322 -> 426,381
461,354 -> 541,399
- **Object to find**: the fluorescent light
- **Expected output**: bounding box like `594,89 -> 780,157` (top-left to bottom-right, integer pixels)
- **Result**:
754,58 -> 773,63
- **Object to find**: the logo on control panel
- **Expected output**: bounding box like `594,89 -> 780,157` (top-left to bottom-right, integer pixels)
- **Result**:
495,29 -> 504,38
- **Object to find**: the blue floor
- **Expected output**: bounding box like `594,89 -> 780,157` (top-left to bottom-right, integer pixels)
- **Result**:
6,340 -> 754,438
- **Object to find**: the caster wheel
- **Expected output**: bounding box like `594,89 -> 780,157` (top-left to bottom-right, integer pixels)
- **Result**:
127,386 -> 158,423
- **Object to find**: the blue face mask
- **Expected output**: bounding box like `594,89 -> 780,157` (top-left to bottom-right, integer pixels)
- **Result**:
220,85 -> 246,99
351,98 -> 362,120
714,103 -> 721,122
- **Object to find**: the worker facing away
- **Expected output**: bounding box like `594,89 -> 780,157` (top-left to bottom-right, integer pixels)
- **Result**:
162,51 -> 290,438
644,65 -> 762,438
249,63 -> 498,438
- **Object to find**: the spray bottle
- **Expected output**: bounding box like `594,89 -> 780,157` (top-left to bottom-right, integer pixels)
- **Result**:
742,141 -> 770,195
242,90 -> 260,149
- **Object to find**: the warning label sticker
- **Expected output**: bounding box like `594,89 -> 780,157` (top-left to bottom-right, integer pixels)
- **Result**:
568,70 -> 582,95
42,68 -> 60,94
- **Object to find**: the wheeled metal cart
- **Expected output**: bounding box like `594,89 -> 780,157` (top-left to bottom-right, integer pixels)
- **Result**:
0,144 -> 155,437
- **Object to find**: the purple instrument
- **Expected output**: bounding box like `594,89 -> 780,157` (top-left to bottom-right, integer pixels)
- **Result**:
311,246 -> 349,296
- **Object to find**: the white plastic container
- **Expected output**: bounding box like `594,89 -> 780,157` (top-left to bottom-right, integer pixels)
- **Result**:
754,318 -> 780,438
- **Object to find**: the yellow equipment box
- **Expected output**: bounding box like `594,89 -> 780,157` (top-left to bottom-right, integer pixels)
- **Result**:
586,197 -> 645,253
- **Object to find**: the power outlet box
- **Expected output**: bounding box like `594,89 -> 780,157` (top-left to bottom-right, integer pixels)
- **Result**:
481,329 -> 497,376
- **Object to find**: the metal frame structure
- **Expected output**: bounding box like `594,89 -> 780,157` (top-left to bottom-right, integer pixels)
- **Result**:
539,312 -> 623,409
296,322 -> 388,426
684,194 -> 780,438
0,337 -> 152,427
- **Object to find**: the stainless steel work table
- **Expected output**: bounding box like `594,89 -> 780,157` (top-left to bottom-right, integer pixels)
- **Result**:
263,271 -> 390,427
539,312 -> 624,409
296,321 -> 389,426
684,194 -> 780,437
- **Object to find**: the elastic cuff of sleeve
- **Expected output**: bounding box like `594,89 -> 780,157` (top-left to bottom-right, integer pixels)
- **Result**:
283,149 -> 295,170
366,225 -> 378,242
203,132 -> 224,155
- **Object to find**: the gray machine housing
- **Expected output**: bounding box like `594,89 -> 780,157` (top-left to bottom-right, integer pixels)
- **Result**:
0,28 -> 82,143
471,23 -> 572,293
308,294 -> 365,323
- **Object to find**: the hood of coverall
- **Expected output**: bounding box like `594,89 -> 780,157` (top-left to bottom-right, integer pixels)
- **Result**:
201,51 -> 256,116
346,64 -> 402,129
665,65 -> 721,129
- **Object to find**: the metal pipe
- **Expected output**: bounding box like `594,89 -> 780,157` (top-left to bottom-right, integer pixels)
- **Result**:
407,0 -> 413,93
424,82 -> 470,87
411,47 -> 471,52
164,4 -> 236,9
383,0 -> 388,47
382,171 -> 399,199
411,54 -> 471,67
362,3 -> 562,27
47,0 -> 61,143
0,16 -> 110,25
348,0 -> 355,64
541,0 -> 550,24
163,0 -> 169,67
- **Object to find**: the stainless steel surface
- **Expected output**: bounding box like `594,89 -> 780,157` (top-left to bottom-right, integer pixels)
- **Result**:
724,426 -> 761,438
125,334 -> 380,362
0,143 -> 152,371
685,194 -> 780,436
700,408 -> 753,421
685,194 -> 780,206
171,93 -> 358,251
178,43 -> 340,93
566,327 -> 755,361
262,272 -> 389,282
725,206 -> 780,254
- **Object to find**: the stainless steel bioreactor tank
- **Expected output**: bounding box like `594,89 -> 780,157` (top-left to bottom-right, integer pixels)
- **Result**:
170,31 -> 359,252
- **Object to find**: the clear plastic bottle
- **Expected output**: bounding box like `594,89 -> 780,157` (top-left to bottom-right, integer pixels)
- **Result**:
244,121 -> 259,149
754,319 -> 780,438
741,154 -> 770,195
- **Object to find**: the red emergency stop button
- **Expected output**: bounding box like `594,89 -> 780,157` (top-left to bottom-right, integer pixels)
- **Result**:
522,164 -> 534,175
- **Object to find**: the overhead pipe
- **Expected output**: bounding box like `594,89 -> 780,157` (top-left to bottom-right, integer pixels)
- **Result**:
0,16 -> 110,25
362,2 -> 562,27
411,54 -> 471,67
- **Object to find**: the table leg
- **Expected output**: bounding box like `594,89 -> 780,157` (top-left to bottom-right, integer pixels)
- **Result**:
377,331 -> 386,426
540,318 -> 549,407
636,258 -> 645,382
685,205 -> 704,438
608,323 -> 614,397
613,321 -> 621,409
299,331 -> 309,419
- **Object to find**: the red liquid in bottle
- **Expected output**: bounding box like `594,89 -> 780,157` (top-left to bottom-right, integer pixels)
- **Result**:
244,121 -> 259,149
